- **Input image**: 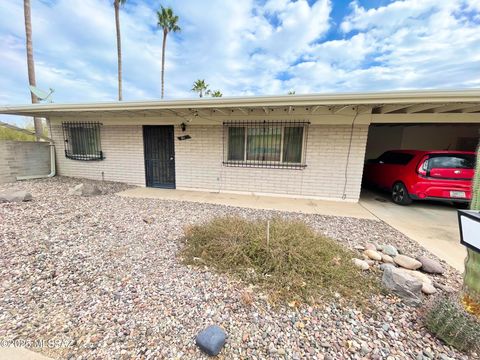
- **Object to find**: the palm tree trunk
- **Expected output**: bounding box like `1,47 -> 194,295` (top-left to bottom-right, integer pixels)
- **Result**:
23,0 -> 42,140
161,30 -> 167,99
114,1 -> 122,101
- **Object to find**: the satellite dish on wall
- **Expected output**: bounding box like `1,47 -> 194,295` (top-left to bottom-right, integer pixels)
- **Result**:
29,85 -> 54,102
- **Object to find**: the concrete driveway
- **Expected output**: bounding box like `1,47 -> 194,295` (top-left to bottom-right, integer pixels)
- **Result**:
360,189 -> 467,272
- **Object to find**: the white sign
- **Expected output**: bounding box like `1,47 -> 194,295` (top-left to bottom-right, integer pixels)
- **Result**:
458,210 -> 480,252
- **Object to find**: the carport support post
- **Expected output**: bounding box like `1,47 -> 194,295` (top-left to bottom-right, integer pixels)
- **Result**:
463,145 -> 480,317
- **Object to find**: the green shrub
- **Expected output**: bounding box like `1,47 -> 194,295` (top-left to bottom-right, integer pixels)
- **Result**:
424,294 -> 480,354
180,216 -> 379,304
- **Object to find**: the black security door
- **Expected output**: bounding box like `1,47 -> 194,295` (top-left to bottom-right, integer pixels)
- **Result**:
143,126 -> 176,188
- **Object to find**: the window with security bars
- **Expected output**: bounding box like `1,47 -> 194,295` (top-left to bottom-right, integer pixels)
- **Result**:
223,121 -> 308,169
62,122 -> 104,160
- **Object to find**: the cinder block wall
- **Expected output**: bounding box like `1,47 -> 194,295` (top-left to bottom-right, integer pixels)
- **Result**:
49,123 -> 368,201
175,125 -> 368,201
0,141 -> 51,184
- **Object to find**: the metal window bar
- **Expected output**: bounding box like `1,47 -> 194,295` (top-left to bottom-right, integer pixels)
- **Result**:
62,121 -> 104,161
223,120 -> 309,169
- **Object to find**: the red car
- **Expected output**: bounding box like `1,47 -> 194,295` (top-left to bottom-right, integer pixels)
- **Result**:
363,150 -> 476,205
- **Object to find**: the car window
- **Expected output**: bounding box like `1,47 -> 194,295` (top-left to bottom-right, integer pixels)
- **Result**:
378,151 -> 414,165
428,154 -> 475,169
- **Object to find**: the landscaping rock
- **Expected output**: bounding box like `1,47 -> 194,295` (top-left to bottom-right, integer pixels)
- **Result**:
68,183 -> 102,197
381,254 -> 394,264
394,255 -> 422,270
382,266 -> 423,306
365,243 -> 377,251
379,263 -> 396,271
0,177 -> 467,360
354,245 -> 365,251
196,325 -> 226,356
417,256 -> 445,274
363,249 -> 382,261
382,245 -> 399,257
422,283 -> 437,295
0,190 -> 32,202
352,259 -> 369,270
398,269 -> 432,285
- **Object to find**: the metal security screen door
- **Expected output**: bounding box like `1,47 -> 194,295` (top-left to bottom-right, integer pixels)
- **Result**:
143,126 -> 176,188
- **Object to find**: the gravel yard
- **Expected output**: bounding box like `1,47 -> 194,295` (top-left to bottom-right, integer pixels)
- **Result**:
0,177 -> 469,359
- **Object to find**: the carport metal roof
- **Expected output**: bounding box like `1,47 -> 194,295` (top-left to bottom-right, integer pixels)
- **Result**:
1,89 -> 480,118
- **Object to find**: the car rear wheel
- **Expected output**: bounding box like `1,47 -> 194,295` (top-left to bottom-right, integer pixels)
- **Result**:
392,182 -> 412,205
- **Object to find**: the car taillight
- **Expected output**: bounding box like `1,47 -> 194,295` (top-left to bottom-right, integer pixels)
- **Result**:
417,159 -> 428,176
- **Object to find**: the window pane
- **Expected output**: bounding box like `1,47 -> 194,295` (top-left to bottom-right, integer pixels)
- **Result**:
71,127 -> 96,155
227,127 -> 245,161
429,155 -> 475,169
283,127 -> 303,163
247,127 -> 281,161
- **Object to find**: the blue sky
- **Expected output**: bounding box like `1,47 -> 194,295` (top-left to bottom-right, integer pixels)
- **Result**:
1,0 -> 480,125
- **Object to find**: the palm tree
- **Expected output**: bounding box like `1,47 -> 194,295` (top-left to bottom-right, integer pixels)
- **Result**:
191,79 -> 209,98
209,90 -> 223,97
114,0 -> 126,101
157,6 -> 180,99
23,0 -> 42,140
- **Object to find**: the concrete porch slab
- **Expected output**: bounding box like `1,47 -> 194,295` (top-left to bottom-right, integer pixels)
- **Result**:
117,188 -> 375,220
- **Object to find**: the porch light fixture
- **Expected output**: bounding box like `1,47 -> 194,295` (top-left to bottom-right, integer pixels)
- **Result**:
458,210 -> 480,252
181,122 -> 187,132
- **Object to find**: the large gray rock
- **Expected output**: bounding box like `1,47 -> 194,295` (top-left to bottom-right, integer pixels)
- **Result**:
196,325 -> 226,356
417,256 -> 445,274
382,245 -> 399,257
382,267 -> 423,306
68,183 -> 102,197
393,255 -> 422,270
0,190 -> 32,202
397,268 -> 432,285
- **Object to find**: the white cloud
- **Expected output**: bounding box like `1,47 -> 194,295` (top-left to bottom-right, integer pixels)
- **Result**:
0,0 -> 479,128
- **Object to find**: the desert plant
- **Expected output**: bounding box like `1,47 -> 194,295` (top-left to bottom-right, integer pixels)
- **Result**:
424,294 -> 480,354
180,217 -> 379,303
463,144 -> 480,316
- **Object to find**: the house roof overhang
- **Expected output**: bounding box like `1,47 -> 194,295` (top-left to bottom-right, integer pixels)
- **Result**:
1,89 -> 480,119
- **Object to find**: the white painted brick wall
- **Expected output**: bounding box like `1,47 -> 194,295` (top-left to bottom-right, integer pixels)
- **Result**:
49,123 -> 368,200
50,125 -> 145,186
174,124 -> 368,200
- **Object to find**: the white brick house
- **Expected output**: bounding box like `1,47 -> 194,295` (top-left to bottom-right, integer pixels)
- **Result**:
2,90 -> 480,201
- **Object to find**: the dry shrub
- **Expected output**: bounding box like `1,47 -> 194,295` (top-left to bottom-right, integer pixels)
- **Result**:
423,294 -> 480,354
180,216 -> 379,304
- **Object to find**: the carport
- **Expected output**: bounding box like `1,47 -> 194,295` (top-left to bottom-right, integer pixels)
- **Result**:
365,123 -> 480,160
361,99 -> 480,271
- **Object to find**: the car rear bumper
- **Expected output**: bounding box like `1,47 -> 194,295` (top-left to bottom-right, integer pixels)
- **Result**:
410,194 -> 471,203
410,181 -> 472,201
